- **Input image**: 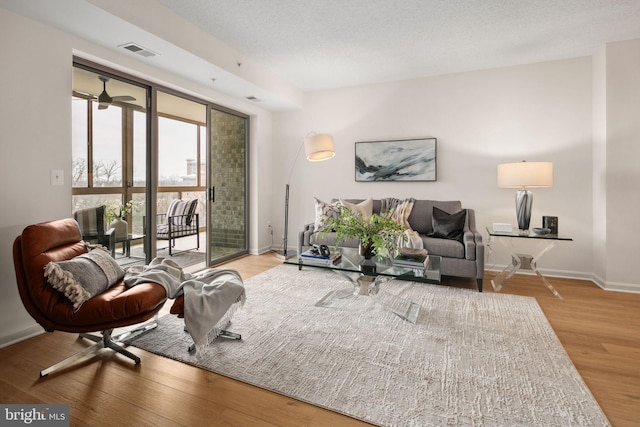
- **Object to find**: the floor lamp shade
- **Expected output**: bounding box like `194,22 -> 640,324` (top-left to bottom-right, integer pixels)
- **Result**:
304,134 -> 335,161
497,161 -> 553,232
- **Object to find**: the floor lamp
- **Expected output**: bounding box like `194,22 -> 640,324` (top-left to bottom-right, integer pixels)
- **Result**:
497,161 -> 553,233
274,133 -> 335,259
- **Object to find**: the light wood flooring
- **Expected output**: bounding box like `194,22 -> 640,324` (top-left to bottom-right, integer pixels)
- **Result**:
1,253 -> 639,426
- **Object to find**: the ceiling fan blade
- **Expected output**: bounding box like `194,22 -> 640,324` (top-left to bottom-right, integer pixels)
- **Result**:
113,100 -> 145,112
112,95 -> 136,102
72,90 -> 97,100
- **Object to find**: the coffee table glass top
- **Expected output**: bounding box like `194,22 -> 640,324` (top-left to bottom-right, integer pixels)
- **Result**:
286,247 -> 440,324
285,247 -> 442,284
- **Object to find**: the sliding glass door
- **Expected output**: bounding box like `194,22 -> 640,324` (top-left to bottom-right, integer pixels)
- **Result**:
73,60 -> 250,269
208,108 -> 248,264
156,91 -> 207,260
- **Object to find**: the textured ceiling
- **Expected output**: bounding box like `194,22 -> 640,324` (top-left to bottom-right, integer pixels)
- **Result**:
156,0 -> 640,91
3,0 -> 640,111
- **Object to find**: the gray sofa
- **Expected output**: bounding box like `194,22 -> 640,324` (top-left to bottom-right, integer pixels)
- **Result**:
297,199 -> 484,291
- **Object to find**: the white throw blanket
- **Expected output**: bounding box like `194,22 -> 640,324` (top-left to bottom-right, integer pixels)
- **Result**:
380,197 -> 424,250
124,257 -> 245,353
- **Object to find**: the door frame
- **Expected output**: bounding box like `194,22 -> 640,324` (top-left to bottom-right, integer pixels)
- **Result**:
206,104 -> 250,267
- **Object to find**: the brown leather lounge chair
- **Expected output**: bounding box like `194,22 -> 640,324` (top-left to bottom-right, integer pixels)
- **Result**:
13,218 -> 167,377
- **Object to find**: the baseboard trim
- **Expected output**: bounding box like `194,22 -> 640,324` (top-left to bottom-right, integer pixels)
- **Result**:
592,273 -> 640,293
486,265 -> 640,294
0,323 -> 44,349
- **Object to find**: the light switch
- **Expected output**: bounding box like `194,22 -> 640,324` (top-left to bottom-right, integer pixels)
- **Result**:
51,169 -> 64,186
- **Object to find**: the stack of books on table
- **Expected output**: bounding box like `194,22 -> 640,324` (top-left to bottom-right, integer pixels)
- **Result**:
393,248 -> 429,269
300,249 -> 342,266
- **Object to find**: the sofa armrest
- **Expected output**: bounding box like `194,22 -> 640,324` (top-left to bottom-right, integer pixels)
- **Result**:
465,209 -> 484,279
462,209 -> 483,259
297,223 -> 316,256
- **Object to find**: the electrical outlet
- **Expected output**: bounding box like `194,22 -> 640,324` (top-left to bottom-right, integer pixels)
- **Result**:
51,169 -> 64,186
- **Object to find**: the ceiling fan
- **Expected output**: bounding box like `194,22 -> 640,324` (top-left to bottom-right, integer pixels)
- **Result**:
96,75 -> 136,110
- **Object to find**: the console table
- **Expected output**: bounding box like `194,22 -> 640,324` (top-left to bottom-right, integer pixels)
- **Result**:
486,228 -> 572,299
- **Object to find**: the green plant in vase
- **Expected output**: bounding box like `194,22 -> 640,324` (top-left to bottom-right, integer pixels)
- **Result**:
321,206 -> 406,260
106,200 -> 136,224
105,200 -> 140,239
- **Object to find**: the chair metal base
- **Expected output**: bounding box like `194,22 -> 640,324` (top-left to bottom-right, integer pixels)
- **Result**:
39,318 -> 158,377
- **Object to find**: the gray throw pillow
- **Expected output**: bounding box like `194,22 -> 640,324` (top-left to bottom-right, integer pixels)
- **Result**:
44,248 -> 124,311
428,207 -> 466,242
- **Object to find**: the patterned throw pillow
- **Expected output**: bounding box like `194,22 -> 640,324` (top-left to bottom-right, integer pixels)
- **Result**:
167,199 -> 198,226
340,198 -> 373,221
44,248 -> 125,311
314,197 -> 341,231
73,205 -> 106,236
182,199 -> 198,226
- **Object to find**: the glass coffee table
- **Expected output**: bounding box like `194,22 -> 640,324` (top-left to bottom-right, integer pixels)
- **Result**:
284,247 -> 442,323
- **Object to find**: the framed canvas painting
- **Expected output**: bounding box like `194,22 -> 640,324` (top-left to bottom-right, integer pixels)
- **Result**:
355,137 -> 437,182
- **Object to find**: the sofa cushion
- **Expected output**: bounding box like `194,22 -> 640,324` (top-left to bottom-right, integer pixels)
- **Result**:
422,236 -> 465,259
157,224 -> 198,238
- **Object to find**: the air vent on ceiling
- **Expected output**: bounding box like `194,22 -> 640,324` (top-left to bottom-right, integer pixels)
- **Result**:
246,96 -> 261,102
119,43 -> 158,58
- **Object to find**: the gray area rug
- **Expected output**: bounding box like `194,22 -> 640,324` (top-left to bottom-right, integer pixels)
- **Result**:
130,265 -> 609,426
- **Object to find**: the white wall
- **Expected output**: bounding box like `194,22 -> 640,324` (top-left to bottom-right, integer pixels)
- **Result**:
0,9 -> 74,345
0,8 -> 274,346
273,58 -> 595,278
592,46 -> 607,284
603,39 -> 640,289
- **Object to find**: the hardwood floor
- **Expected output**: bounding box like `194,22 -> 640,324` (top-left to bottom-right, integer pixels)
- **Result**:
1,254 -> 639,426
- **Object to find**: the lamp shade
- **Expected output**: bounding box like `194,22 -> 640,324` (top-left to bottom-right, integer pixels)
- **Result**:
497,161 -> 553,189
304,134 -> 335,161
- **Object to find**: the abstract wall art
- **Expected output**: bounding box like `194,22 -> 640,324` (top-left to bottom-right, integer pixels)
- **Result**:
355,137 -> 437,182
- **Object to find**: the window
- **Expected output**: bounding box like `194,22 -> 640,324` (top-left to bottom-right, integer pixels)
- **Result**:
91,104 -> 123,187
158,117 -> 199,186
71,66 -> 147,233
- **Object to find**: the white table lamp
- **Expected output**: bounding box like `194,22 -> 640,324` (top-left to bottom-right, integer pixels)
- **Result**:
497,161 -> 553,232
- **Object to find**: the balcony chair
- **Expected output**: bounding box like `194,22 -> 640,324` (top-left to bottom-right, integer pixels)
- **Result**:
13,218 -> 167,377
156,199 -> 200,255
73,205 -> 115,254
